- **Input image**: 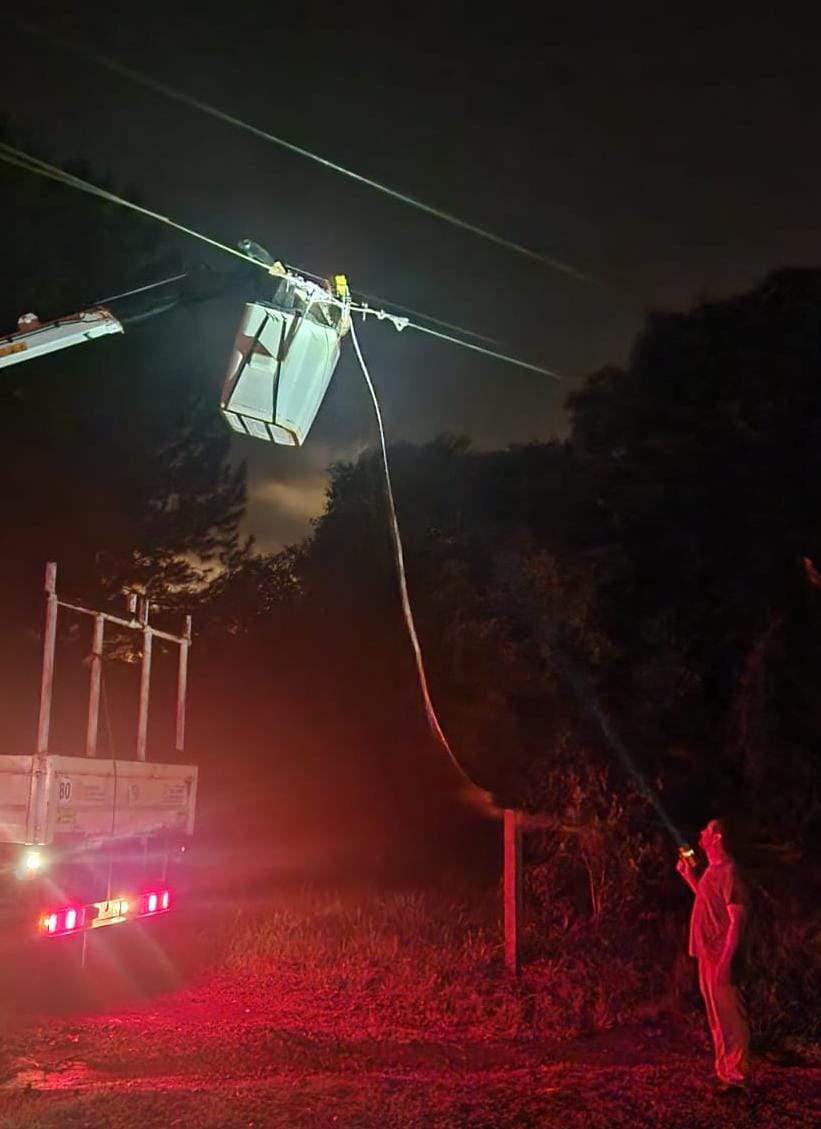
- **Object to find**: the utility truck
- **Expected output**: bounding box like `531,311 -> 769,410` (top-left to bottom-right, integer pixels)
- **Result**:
0,563 -> 197,948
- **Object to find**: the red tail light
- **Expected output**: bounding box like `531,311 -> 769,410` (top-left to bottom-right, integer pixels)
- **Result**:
140,888 -> 171,916
38,887 -> 173,936
39,905 -> 84,936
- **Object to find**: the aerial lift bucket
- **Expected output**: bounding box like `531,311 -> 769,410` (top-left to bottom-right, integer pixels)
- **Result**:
220,298 -> 343,447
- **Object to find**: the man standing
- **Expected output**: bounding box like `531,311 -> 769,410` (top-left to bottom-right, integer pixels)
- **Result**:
677,818 -> 750,1090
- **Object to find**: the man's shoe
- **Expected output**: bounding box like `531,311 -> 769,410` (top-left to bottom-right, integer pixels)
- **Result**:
714,1079 -> 749,1097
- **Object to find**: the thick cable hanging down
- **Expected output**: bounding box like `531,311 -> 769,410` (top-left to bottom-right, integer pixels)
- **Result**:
349,321 -> 499,814
0,142 -> 564,379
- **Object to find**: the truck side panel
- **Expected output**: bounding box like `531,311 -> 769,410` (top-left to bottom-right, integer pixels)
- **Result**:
0,755 -> 198,845
0,756 -> 36,843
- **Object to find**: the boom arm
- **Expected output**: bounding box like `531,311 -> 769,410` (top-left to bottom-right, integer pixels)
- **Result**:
0,307 -> 123,369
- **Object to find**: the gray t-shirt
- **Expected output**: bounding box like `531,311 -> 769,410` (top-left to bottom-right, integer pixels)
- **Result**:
689,859 -> 746,961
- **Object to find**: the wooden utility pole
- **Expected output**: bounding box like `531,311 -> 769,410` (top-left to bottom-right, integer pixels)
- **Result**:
503,808 -> 522,973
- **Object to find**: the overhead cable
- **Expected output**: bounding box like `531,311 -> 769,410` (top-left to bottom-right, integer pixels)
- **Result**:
0,142 -> 564,379
3,13 -> 607,288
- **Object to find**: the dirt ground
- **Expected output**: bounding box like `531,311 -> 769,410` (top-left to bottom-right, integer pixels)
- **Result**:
0,926 -> 817,1129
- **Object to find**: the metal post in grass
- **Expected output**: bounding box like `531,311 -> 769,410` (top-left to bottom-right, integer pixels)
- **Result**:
503,808 -> 522,974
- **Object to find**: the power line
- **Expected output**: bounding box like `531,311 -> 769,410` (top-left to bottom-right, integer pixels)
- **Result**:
398,320 -> 563,379
94,271 -> 189,307
354,289 -> 500,347
0,144 -> 257,266
0,141 -> 564,379
4,13 -> 607,289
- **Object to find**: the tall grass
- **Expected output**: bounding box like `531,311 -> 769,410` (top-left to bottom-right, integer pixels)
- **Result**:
189,849 -> 818,1047
188,887 -> 669,1043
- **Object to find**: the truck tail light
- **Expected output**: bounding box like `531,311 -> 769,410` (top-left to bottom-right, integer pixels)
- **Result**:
39,905 -> 84,936
38,887 -> 173,936
141,888 -> 171,915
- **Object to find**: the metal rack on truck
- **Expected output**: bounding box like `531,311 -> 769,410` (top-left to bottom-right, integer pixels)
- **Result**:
0,563 -> 197,946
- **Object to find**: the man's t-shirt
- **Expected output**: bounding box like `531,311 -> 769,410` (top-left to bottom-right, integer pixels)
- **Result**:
689,859 -> 746,961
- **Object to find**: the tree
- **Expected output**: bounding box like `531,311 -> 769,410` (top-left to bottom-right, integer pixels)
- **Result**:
567,269 -> 821,845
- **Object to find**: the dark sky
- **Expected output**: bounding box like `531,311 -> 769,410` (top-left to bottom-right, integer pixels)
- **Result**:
4,1 -> 820,549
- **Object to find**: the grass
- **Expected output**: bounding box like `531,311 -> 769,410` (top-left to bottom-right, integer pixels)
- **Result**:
0,886 -> 817,1128
216,889 -> 523,1042
187,886 -> 698,1044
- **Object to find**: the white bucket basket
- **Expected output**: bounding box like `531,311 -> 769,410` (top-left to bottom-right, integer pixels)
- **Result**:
220,302 -> 342,446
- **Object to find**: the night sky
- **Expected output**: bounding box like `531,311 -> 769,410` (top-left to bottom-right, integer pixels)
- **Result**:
4,2 -> 820,549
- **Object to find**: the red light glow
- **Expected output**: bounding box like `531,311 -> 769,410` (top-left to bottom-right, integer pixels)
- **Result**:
141,888 -> 172,914
39,905 -> 84,937
39,888 -> 172,937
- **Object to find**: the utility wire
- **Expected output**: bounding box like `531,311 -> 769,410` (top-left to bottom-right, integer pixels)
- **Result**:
3,13 -> 606,289
0,143 -> 258,266
354,289 -> 500,346
94,271 -> 190,306
0,142 -> 564,379
398,319 -> 563,379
